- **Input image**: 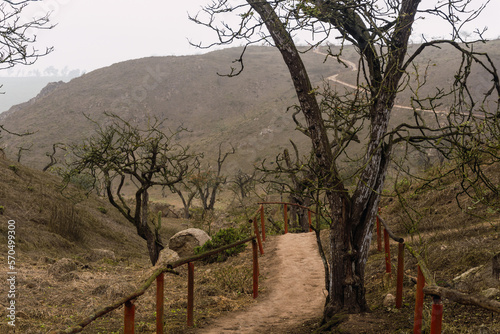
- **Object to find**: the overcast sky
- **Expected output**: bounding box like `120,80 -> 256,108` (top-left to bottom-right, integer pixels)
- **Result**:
10,0 -> 500,76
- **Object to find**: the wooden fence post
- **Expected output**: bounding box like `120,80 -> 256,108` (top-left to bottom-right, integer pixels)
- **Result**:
252,239 -> 259,299
252,219 -> 264,255
124,300 -> 135,334
187,262 -> 194,327
413,265 -> 425,334
260,204 -> 266,242
384,228 -> 392,275
156,272 -> 164,333
283,204 -> 288,234
396,242 -> 405,309
430,295 -> 443,334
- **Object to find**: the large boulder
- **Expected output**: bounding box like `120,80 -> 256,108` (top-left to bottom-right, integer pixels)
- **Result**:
168,228 -> 211,258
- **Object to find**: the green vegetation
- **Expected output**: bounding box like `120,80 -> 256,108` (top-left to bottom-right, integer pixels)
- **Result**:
195,227 -> 247,263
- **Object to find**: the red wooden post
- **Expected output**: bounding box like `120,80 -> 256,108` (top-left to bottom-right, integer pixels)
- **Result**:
260,204 -> 266,242
376,214 -> 382,252
430,295 -> 443,334
283,204 -> 288,234
187,262 -> 194,327
308,210 -> 312,232
252,239 -> 259,299
252,219 -> 264,255
413,265 -> 425,334
384,228 -> 391,274
124,300 -> 135,334
156,272 -> 164,333
396,242 -> 405,309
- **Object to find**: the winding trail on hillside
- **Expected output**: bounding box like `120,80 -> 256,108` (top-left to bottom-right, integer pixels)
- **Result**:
197,232 -> 327,333
313,49 -> 454,115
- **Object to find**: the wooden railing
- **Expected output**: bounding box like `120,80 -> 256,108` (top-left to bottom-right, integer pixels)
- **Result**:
376,212 -> 443,334
54,230 -> 263,333
255,201 -> 316,239
54,201 -> 316,333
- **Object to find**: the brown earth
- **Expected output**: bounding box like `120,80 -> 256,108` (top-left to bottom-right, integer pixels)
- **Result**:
194,232 -> 326,333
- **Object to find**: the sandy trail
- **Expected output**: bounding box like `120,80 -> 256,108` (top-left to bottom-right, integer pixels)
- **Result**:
197,232 -> 327,333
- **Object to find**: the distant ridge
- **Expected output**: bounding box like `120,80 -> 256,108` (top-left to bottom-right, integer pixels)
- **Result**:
1,42 -> 499,172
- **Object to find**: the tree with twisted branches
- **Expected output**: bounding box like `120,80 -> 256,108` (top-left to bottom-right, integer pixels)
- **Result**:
65,114 -> 195,265
192,0 -> 500,325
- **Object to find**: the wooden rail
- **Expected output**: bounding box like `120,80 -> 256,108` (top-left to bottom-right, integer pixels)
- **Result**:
55,232 -> 262,334
55,201 -> 317,333
257,201 -> 316,236
376,212 -> 443,333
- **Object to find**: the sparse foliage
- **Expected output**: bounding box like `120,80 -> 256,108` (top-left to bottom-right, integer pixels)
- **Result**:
65,114 -> 196,265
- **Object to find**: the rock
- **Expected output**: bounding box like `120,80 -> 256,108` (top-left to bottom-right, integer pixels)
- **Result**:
155,248 -> 180,268
48,258 -> 77,279
382,293 -> 396,307
168,228 -> 211,258
481,288 -> 500,299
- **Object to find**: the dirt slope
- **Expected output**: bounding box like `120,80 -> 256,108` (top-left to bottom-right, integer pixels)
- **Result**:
196,232 -> 327,333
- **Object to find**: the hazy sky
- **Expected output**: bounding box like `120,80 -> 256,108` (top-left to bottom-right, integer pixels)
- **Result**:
12,0 -> 500,75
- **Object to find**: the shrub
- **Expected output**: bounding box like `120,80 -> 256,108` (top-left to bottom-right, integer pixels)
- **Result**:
8,165 -> 19,173
195,227 -> 247,263
97,207 -> 107,214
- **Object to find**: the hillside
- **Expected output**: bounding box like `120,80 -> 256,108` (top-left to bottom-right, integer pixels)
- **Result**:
0,46 -> 343,171
1,153 -> 499,333
1,42 -> 499,174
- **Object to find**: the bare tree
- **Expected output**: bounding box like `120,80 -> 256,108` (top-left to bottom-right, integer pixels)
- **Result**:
169,179 -> 198,219
230,168 -> 259,202
42,143 -> 66,172
192,0 -> 500,325
0,1 -> 53,70
65,114 -> 195,265
192,143 -> 235,216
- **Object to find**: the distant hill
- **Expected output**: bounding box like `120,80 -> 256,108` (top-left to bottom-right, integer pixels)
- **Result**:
1,42 -> 499,173
0,74 -> 80,113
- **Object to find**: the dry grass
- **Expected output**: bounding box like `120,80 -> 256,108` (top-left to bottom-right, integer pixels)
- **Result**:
1,153 -> 500,333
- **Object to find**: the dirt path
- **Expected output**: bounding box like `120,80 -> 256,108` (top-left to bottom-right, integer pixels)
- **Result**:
197,232 -> 327,333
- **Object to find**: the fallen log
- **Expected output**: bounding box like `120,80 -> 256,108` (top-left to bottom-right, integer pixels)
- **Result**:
406,243 -> 500,314
424,285 -> 500,314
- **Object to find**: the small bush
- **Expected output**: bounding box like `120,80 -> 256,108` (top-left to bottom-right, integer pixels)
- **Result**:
0,205 -> 4,215
8,165 -> 19,173
97,207 -> 107,214
195,227 -> 247,263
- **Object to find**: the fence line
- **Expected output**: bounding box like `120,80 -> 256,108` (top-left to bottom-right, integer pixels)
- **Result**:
55,201 -> 317,333
376,212 -> 444,333
257,201 -> 316,236
55,232 -> 262,334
